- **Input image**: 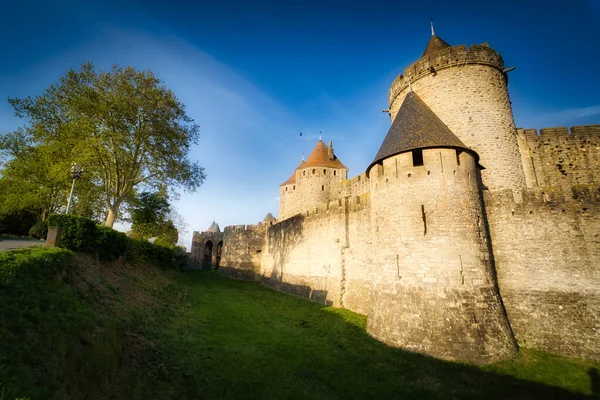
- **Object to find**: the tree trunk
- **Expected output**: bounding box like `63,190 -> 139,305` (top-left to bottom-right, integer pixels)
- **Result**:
105,206 -> 118,228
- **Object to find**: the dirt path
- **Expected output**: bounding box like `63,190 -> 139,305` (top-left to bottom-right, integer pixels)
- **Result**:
0,238 -> 43,252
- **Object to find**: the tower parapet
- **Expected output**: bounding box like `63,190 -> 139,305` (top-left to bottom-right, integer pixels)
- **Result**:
388,38 -> 526,194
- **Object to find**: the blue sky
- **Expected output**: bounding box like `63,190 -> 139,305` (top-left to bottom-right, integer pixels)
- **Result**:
1,0 -> 599,249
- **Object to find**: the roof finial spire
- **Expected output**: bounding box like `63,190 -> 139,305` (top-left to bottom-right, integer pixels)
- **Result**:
408,78 -> 413,92
430,17 -> 435,36
302,153 -> 305,162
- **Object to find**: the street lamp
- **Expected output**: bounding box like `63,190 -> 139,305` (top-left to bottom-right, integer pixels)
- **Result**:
65,163 -> 84,215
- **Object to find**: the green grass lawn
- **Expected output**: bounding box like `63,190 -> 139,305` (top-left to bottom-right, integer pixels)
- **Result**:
115,270 -> 599,400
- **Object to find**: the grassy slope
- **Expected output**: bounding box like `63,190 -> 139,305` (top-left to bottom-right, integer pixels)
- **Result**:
1,251 -> 598,400
116,271 -> 599,400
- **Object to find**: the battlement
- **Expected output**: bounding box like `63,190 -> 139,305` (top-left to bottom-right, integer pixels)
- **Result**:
517,125 -> 600,188
192,230 -> 223,239
300,193 -> 371,220
272,191 -> 371,228
369,148 -> 478,190
518,125 -> 600,141
223,224 -> 266,233
484,184 -> 600,211
389,44 -> 504,105
341,172 -> 370,198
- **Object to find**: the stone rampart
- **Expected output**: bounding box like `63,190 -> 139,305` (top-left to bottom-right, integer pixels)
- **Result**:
517,125 -> 600,189
484,184 -> 600,360
259,193 -> 373,312
341,171 -> 370,199
219,224 -> 266,280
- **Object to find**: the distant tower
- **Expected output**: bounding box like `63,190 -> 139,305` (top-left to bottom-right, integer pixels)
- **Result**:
367,92 -> 516,363
206,221 -> 220,233
387,29 -> 526,193
279,140 -> 348,220
279,159 -> 305,220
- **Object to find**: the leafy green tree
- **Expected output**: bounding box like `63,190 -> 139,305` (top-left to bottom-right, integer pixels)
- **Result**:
0,138 -> 69,222
154,219 -> 179,247
129,191 -> 171,240
6,62 -> 205,227
129,191 -> 181,247
0,131 -> 105,224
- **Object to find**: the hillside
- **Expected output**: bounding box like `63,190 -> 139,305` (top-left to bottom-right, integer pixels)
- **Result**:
0,249 -> 598,399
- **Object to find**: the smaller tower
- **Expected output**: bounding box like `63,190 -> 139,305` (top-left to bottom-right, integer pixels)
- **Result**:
262,212 -> 276,226
207,221 -> 220,233
279,139 -> 348,220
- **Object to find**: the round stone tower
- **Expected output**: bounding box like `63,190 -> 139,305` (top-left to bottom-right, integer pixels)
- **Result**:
366,91 -> 516,363
279,140 -> 348,220
387,32 -> 526,193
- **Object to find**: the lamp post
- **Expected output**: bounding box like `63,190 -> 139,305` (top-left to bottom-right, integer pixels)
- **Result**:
65,163 -> 84,215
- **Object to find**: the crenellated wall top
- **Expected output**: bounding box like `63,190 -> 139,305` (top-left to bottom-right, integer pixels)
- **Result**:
388,44 -> 505,105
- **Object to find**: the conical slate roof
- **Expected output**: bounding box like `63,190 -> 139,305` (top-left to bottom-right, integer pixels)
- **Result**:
303,140 -> 347,170
280,160 -> 305,186
263,213 -> 275,222
422,35 -> 451,57
206,221 -> 220,233
367,91 -> 476,176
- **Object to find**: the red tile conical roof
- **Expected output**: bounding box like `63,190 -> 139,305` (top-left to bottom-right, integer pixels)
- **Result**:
302,140 -> 347,169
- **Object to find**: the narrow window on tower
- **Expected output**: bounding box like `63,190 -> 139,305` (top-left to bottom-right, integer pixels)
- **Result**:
321,185 -> 325,191
412,149 -> 424,167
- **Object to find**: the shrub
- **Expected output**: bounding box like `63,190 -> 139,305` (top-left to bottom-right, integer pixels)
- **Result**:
47,214 -> 98,253
95,225 -> 128,262
28,220 -> 48,239
0,247 -> 72,284
46,214 -> 179,268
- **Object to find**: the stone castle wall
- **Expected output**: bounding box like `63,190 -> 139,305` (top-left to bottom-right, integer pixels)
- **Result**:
484,185 -> 600,360
517,125 -> 600,189
260,201 -> 346,306
259,195 -> 372,311
388,44 -> 526,193
219,224 -> 266,280
196,35 -> 600,363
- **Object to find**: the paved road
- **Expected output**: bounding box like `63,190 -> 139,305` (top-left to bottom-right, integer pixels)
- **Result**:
0,238 -> 44,252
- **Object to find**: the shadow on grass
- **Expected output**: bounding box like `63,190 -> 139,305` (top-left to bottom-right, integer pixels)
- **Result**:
141,270 -> 597,400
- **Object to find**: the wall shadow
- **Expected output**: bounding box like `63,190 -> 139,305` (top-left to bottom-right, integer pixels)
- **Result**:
259,276 -> 333,306
179,271 -> 596,399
